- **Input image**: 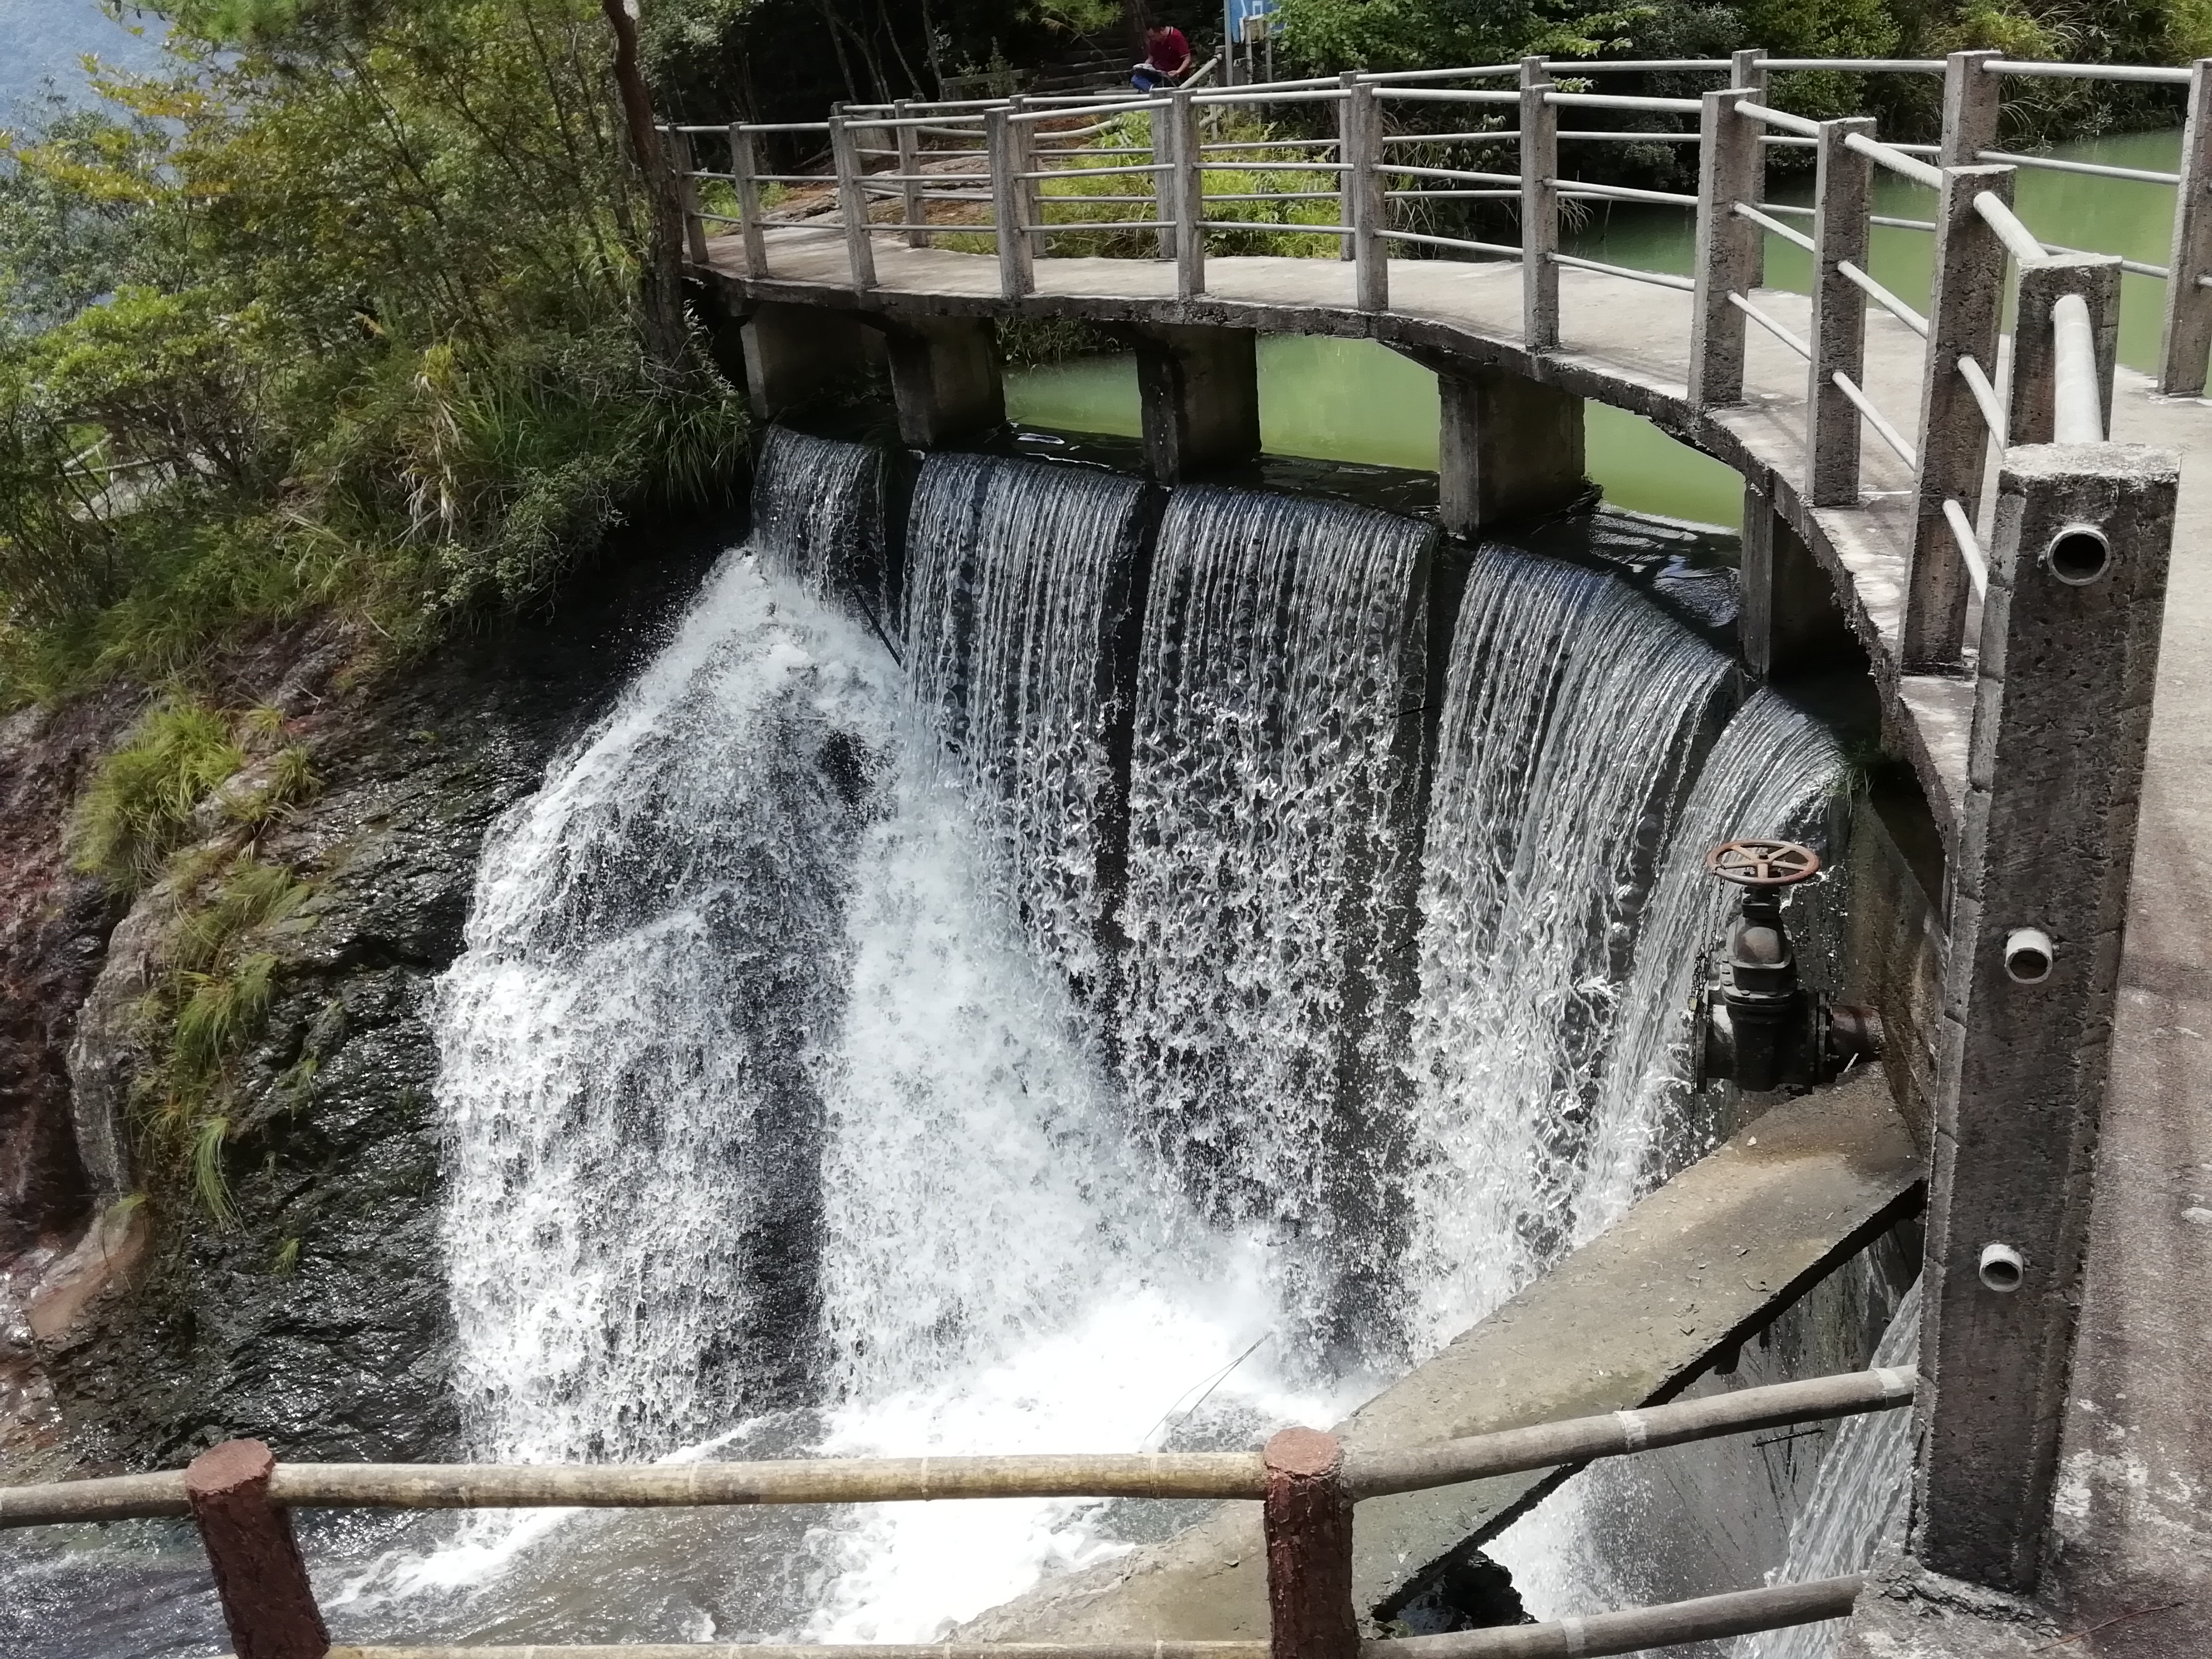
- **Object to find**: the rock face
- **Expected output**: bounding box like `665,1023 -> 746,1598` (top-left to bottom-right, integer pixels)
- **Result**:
18,525 -> 727,1471
0,696 -> 137,1259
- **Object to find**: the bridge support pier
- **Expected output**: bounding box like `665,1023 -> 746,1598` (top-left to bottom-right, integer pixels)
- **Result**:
1435,367 -> 1585,537
1740,482 -> 1853,681
884,317 -> 1006,447
1130,324 -> 1261,482
737,302 -> 884,421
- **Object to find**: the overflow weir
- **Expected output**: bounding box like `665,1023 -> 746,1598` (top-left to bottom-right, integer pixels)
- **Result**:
11,47 -> 2209,1659
660,47 -> 2209,1655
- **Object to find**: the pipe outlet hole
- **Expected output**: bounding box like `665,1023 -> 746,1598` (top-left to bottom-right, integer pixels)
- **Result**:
1980,1243 -> 2025,1293
2005,926 -> 2055,984
2046,524 -> 2112,585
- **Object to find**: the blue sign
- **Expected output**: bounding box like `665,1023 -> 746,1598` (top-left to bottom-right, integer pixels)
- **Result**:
1228,0 -> 1277,44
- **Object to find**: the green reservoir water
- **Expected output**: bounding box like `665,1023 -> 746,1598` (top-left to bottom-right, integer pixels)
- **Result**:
1004,129 -> 2185,532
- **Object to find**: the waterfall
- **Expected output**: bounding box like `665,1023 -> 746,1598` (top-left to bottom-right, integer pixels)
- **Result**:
1736,1279 -> 1924,1659
1405,549 -> 1736,1342
429,441 -> 1337,1640
435,540 -> 898,1463
750,426 -> 894,626
902,453 -> 1153,993
1574,689 -> 1848,1239
1116,485 -> 1432,1367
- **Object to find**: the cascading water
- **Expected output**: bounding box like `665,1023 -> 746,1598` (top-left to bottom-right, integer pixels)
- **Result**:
1736,1279 -> 1924,1659
750,425 -> 895,625
1484,687 -> 1851,1623
435,549 -> 894,1466
1116,485 -> 1432,1367
417,437 -> 1336,1644
902,453 -> 1152,991
1404,549 -> 1736,1342
1575,689 -> 1849,1239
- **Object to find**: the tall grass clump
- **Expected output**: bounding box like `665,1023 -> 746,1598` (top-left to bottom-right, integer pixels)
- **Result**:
70,698 -> 246,892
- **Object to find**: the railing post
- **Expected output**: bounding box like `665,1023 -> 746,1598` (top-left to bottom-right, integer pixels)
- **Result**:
669,128 -> 710,266
1262,1428 -> 1358,1659
1519,56 -> 1558,351
1903,163 -> 2013,671
1913,441 -> 2177,1592
1689,88 -> 1758,408
1337,72 -> 1359,266
1731,48 -> 1769,287
1010,96 -> 1049,260
730,122 -> 767,277
1807,116 -> 1875,507
1939,49 -> 2005,169
1342,76 -> 1387,312
1171,87 -> 1205,301
987,107 -> 1034,300
829,111 -> 877,291
2009,255 -> 2122,447
187,1439 -> 329,1659
2158,58 -> 2212,395
1151,101 -> 1178,263
894,99 -> 928,248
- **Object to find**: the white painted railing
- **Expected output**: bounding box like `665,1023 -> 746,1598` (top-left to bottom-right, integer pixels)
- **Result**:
675,49 -> 2205,669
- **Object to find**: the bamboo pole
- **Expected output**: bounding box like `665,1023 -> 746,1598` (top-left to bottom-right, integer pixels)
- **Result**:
329,1649 -> 1270,1659
266,1451 -> 1267,1510
1373,1576 -> 1864,1659
1343,1366 -> 1917,1498
0,1469 -> 190,1524
0,1369 -> 1916,1526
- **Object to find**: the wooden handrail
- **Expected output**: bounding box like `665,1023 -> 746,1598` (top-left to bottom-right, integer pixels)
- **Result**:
0,1367 -> 1916,1524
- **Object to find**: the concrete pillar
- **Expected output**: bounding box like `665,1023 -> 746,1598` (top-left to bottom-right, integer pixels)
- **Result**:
1913,443 -> 2179,1593
1938,49 -> 2005,170
1739,483 -> 1852,681
737,302 -> 884,421
2008,255 -> 2121,449
1436,366 -> 1585,537
1688,88 -> 1759,410
1903,164 -> 2013,672
1131,324 -> 1260,482
883,317 -> 1005,448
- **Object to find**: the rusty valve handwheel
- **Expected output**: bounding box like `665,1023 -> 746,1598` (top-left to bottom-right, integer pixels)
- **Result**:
1704,838 -> 1822,887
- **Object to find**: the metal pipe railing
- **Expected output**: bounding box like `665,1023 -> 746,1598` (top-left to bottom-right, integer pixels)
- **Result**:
2052,291 -> 2107,442
680,47 -> 2170,590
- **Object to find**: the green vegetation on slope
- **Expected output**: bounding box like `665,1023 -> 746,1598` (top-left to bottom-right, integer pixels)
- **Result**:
0,0 -> 748,707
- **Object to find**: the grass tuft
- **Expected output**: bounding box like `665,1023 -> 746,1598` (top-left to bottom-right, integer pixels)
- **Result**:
70,697 -> 244,891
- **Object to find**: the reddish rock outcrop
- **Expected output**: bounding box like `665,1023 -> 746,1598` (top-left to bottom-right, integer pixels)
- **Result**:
0,694 -> 138,1260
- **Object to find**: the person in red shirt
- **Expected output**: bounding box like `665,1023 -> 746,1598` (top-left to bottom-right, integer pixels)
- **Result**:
1131,25 -> 1191,91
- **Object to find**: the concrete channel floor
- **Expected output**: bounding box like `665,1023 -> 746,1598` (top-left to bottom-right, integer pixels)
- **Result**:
956,1076 -> 1920,1641
707,231 -> 2212,1649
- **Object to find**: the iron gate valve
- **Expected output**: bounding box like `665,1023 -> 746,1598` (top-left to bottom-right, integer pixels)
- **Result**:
1692,839 -> 1883,1093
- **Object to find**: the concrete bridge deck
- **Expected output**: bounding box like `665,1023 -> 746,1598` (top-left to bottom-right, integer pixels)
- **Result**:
703,227 -> 2212,846
699,227 -> 2212,1652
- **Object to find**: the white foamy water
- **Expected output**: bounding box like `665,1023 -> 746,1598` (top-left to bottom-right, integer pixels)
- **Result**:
1735,1280 -> 1923,1659
1576,690 -> 1847,1239
413,441 -> 1855,1645
1119,485 -> 1433,1365
424,438 -> 1342,1639
1404,549 -> 1734,1343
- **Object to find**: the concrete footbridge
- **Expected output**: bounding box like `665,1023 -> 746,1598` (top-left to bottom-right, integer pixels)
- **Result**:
673,49 -> 2210,1657
5,51 -> 2202,1659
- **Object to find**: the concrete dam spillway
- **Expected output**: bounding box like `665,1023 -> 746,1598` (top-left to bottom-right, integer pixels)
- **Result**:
417,430 -> 1878,1644
0,428 -> 1909,1654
